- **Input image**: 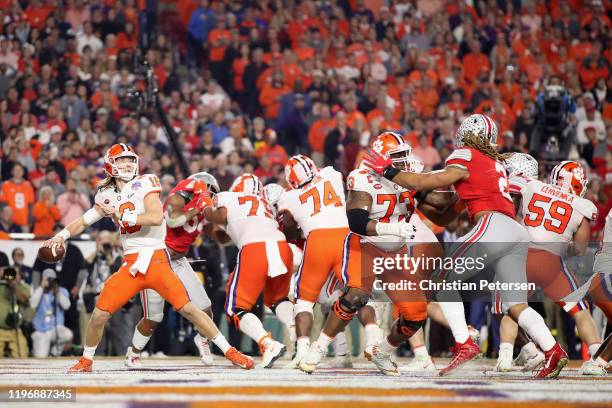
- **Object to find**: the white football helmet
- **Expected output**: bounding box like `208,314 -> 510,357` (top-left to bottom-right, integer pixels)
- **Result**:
505,153 -> 539,179
263,183 -> 285,207
229,174 -> 263,195
456,114 -> 498,147
103,143 -> 139,181
549,161 -> 588,197
285,154 -> 317,189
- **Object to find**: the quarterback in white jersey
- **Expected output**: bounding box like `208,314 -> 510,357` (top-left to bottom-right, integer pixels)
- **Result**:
42,144 -> 253,372
204,173 -> 295,368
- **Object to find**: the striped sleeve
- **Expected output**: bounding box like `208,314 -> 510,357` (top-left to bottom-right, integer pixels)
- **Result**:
445,148 -> 472,168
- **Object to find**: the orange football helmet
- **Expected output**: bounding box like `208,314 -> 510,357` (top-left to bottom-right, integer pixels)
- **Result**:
369,131 -> 419,172
285,154 -> 317,189
103,143 -> 138,181
549,160 -> 588,197
229,173 -> 263,195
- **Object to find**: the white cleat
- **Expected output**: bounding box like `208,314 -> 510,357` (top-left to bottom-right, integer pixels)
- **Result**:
299,342 -> 327,374
580,359 -> 608,376
468,325 -> 480,344
494,348 -> 513,372
124,347 -> 143,368
323,354 -> 353,369
401,355 -> 436,372
194,334 -> 214,365
514,345 -> 545,372
258,338 -> 286,369
364,344 -> 399,376
284,347 -> 307,369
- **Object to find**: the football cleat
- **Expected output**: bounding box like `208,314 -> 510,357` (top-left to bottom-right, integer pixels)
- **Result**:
514,343 -> 545,372
439,338 -> 481,376
194,334 -> 214,365
579,358 -> 607,376
494,347 -> 513,372
534,343 -> 568,379
364,344 -> 399,376
402,354 -> 436,372
467,325 -> 481,344
68,357 -> 93,373
124,347 -> 143,368
225,347 -> 254,369
299,342 -> 327,374
258,335 -> 286,369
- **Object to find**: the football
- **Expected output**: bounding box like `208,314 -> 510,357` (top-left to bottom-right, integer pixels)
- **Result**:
37,244 -> 66,264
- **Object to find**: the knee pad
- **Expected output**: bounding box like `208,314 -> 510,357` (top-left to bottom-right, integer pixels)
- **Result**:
396,317 -> 426,338
270,297 -> 291,314
294,299 -> 315,316
333,288 -> 369,321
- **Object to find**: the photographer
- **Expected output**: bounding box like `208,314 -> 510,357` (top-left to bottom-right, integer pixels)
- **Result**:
0,266 -> 30,358
30,269 -> 72,357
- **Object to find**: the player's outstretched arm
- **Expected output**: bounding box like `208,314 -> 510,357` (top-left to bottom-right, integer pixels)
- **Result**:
42,204 -> 106,248
347,189 -> 415,239
165,193 -> 199,228
362,148 -> 468,191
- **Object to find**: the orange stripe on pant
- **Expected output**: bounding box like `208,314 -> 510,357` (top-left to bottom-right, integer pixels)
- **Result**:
295,227 -> 350,303
96,249 -> 190,314
225,241 -> 293,316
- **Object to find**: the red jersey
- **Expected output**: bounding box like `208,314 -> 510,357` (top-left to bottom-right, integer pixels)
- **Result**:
445,147 -> 515,220
164,178 -> 206,253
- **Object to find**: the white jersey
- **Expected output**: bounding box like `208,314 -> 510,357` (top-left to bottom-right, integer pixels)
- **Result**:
509,175 -> 597,255
214,192 -> 285,248
347,167 -> 417,251
277,166 -> 348,237
593,209 -> 612,273
95,174 -> 165,253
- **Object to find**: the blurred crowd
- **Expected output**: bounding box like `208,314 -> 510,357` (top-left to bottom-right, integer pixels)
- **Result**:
0,0 -> 610,358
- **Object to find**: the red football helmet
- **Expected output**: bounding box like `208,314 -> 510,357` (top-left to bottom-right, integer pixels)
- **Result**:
549,160 -> 588,197
369,131 -> 418,171
229,174 -> 263,195
285,154 -> 317,189
103,143 -> 138,181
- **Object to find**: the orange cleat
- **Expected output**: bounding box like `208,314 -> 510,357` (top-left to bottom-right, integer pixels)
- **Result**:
534,343 -> 568,379
68,357 -> 93,373
225,347 -> 254,369
439,338 -> 481,376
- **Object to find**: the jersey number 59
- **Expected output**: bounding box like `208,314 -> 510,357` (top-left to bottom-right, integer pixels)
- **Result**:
523,193 -> 572,234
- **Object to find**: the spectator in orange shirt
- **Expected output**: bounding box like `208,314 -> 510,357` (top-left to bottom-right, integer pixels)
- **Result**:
0,164 -> 35,232
254,129 -> 289,168
308,103 -> 334,167
259,71 -> 291,122
343,95 -> 366,129
414,76 -> 439,117
208,16 -> 232,84
31,186 -> 61,237
462,40 -> 491,83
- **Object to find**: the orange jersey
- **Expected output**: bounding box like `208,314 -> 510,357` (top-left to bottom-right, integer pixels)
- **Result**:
0,180 -> 35,226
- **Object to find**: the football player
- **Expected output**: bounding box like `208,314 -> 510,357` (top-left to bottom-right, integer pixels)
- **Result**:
43,144 -> 253,372
363,115 -> 568,379
204,174 -> 294,368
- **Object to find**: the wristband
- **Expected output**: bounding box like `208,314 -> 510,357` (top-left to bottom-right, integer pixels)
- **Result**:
382,166 -> 400,181
57,228 -> 71,241
121,211 -> 138,227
